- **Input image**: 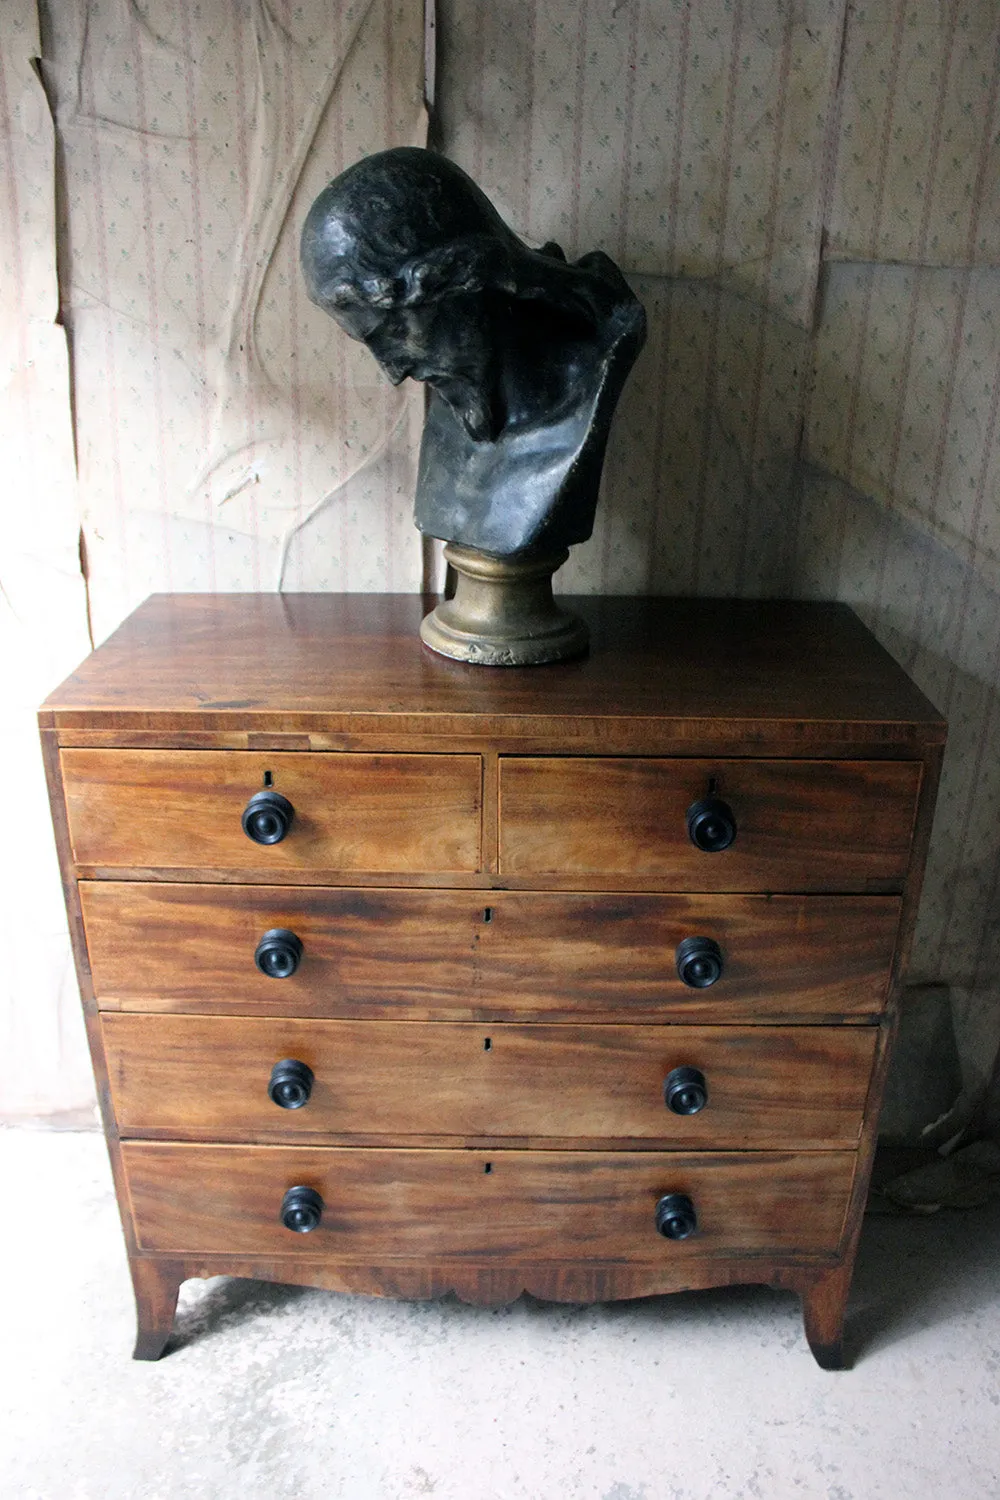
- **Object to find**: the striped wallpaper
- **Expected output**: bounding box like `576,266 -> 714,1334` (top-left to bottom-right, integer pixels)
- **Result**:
2,0 -> 999,1123
45,0 -> 427,642
1,0 -> 96,1118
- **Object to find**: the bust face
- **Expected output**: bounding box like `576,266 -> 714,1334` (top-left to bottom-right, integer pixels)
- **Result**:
332,291 -> 502,443
301,149 -> 524,443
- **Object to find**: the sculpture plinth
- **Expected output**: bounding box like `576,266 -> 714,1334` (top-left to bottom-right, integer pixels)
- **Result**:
419,545 -> 588,666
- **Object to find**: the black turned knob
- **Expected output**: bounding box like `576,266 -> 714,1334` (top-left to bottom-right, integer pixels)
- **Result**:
655,1193 -> 698,1241
255,928 -> 303,979
280,1184 -> 323,1233
664,1065 -> 708,1116
268,1058 -> 314,1110
242,789 -> 295,845
686,795 -> 737,852
675,935 -> 724,988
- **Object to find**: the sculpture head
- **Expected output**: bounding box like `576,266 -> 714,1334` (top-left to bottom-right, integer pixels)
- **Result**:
301,148 -> 525,441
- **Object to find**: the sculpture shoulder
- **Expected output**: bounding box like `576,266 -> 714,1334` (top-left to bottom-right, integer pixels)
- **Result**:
518,244 -> 646,353
572,250 -> 647,350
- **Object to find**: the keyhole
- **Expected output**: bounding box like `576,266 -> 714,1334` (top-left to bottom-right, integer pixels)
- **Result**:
483,907 -> 493,923
483,1037 -> 492,1052
483,1162 -> 492,1174
263,770 -> 274,787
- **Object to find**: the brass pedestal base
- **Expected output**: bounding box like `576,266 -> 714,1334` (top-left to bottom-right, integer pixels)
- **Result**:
420,543 -> 589,666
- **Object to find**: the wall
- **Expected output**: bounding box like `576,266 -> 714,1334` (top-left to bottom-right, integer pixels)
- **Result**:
1,1 -> 95,1118
2,0 -> 999,1128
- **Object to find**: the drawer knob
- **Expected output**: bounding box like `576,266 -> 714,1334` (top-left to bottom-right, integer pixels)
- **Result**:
280,1184 -> 323,1233
268,1058 -> 315,1110
664,1065 -> 708,1115
655,1192 -> 698,1241
675,935 -> 724,988
686,795 -> 736,852
242,789 -> 295,845
255,928 -> 304,979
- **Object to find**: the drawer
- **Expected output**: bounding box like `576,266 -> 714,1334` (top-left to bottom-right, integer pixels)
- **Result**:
81,884 -> 900,1022
122,1143 -> 856,1260
499,757 -> 921,889
103,1016 -> 877,1147
61,750 -> 481,874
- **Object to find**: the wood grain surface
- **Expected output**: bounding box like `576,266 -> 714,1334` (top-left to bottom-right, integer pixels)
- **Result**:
499,756 -> 921,888
41,595 -> 945,751
80,883 -> 900,1022
39,592 -> 946,1361
103,1015 -> 877,1147
61,749 -> 482,873
122,1143 -> 856,1260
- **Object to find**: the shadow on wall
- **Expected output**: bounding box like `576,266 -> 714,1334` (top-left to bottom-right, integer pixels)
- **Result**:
796,471 -> 1000,1126
561,276 -> 811,598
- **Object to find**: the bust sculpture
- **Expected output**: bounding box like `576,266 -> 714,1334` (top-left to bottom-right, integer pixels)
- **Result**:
301,147 -> 646,663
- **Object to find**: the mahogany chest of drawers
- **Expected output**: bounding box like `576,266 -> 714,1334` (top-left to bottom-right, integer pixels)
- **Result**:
40,594 -> 945,1366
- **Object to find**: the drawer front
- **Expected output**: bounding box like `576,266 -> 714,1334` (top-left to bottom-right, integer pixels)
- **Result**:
123,1143 -> 856,1260
499,757 -> 921,888
103,1016 -> 877,1147
81,883 -> 899,1022
61,750 -> 481,873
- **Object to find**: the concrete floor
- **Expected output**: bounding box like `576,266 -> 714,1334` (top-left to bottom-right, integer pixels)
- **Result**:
2,1128 -> 999,1500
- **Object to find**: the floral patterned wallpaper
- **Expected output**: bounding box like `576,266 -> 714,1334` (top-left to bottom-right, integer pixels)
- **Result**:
43,0 -> 427,642
3,0 -> 999,1124
1,0 -> 94,1118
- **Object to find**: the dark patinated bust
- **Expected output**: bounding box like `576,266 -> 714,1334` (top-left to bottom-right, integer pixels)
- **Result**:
301,147 -> 646,663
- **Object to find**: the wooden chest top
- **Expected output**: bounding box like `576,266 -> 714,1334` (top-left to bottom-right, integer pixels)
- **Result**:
40,594 -> 945,753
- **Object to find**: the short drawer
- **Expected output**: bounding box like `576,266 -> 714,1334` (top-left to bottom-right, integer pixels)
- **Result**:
499,757 -> 921,889
61,749 -> 481,874
122,1143 -> 856,1260
81,884 -> 900,1022
103,1016 -> 878,1147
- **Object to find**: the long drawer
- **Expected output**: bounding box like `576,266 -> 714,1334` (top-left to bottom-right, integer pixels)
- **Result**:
103,1016 -> 877,1147
81,884 -> 900,1022
499,757 -> 921,889
122,1143 -> 856,1260
61,750 -> 482,873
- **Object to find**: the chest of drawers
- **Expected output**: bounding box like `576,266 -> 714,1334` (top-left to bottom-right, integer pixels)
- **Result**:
41,594 -> 945,1367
